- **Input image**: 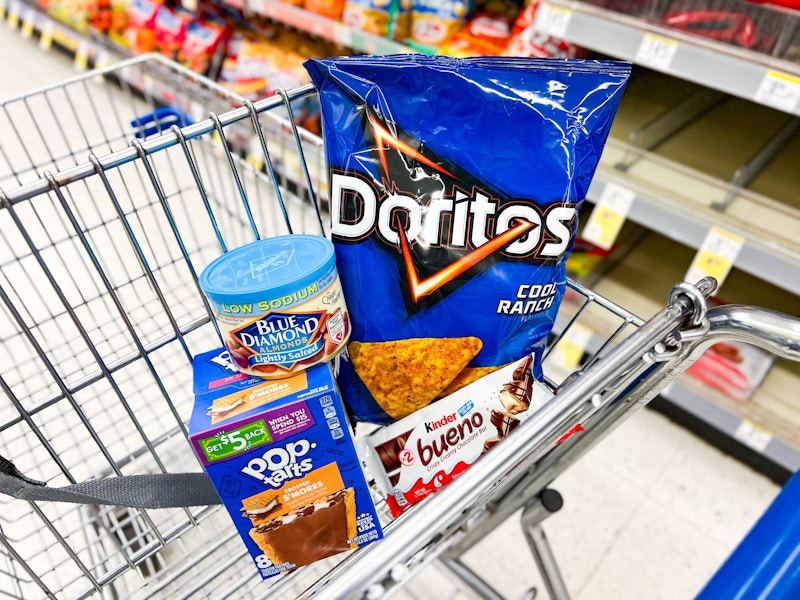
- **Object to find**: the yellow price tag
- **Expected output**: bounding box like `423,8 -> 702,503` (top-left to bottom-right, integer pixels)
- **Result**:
39,22 -> 54,50
635,33 -> 679,71
755,70 -> 800,113
7,3 -> 19,28
74,42 -> 89,71
0,4 -> 6,21
551,323 -> 593,372
583,182 -> 635,250
536,3 -> 572,38
246,154 -> 264,172
685,227 -> 744,287
734,419 -> 772,453
20,11 -> 33,38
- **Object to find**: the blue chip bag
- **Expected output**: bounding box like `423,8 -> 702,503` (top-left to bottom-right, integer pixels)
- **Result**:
304,55 -> 630,424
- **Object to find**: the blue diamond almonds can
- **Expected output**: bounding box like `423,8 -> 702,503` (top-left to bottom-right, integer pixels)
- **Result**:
199,235 -> 352,379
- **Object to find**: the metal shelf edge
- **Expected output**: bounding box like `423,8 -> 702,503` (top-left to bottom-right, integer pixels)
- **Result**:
540,0 -> 800,116
585,178 -> 800,297
660,380 -> 800,473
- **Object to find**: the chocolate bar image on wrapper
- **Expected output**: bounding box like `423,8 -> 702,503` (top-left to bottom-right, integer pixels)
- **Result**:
483,356 -> 534,452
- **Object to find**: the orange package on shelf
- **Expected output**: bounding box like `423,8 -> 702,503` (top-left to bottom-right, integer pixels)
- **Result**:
440,0 -> 519,56
304,0 -> 346,20
125,0 -> 162,53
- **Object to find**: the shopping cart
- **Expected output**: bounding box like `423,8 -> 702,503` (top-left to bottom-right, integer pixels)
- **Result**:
0,54 -> 798,600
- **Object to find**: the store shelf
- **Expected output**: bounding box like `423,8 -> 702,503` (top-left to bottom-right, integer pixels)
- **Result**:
661,379 -> 800,474
534,0 -> 800,116
585,170 -> 800,297
583,68 -> 800,298
583,232 -> 800,477
241,0 -> 418,56
1,0 -> 117,65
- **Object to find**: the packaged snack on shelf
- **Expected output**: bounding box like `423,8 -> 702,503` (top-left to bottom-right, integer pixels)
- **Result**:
502,0 -> 586,58
440,0 -> 520,56
409,0 -> 472,49
686,341 -> 776,402
154,5 -> 193,59
126,0 -> 162,53
657,0 -> 787,54
393,0 -> 413,40
178,19 -> 228,75
578,0 -> 658,19
342,0 -> 395,36
89,0 -> 130,41
305,54 -> 631,424
304,0 -> 346,20
189,348 -> 383,579
364,355 -> 552,516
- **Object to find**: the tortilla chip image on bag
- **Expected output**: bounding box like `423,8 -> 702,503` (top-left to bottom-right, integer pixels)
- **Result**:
304,55 -> 630,423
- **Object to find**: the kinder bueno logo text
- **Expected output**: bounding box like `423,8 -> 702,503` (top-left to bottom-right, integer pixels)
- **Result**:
330,172 -> 577,260
241,440 -> 316,487
424,412 -> 457,433
418,412 -> 484,466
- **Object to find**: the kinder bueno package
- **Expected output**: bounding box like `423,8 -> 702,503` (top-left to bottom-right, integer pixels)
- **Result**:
305,54 -> 630,424
189,348 -> 382,579
364,355 -> 552,516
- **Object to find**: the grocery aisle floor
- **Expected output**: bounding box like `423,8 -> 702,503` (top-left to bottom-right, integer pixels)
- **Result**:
0,24 -> 782,600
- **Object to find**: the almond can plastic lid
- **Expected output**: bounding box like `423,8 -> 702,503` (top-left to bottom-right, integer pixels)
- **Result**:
199,235 -> 337,306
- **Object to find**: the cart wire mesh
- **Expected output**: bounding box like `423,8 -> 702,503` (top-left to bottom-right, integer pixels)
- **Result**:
0,55 -> 646,599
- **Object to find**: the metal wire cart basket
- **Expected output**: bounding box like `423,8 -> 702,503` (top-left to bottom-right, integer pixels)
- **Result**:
1,55 -> 799,600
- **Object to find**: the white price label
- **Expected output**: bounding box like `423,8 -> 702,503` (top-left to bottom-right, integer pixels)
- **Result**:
534,3 -> 572,38
334,25 -> 352,48
755,70 -> 800,113
582,182 -> 635,250
734,419 -> 772,453
74,43 -> 89,71
685,227 -> 744,287
635,33 -> 679,72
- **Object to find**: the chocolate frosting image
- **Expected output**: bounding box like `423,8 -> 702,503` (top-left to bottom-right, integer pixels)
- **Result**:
248,488 -> 357,570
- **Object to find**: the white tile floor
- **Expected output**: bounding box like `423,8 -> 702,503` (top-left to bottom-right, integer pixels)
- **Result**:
0,21 -> 784,600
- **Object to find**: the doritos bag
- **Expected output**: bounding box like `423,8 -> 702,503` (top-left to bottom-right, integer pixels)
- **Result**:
304,55 -> 630,424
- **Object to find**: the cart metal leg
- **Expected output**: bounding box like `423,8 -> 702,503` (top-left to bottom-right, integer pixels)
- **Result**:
520,489 -> 570,600
439,557 -> 507,600
522,525 -> 569,600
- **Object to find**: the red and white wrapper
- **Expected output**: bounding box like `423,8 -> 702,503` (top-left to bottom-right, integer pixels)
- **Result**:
363,356 -> 552,517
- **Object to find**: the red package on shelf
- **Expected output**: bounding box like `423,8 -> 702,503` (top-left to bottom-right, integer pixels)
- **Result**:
154,5 -> 193,60
502,1 -> 586,58
441,0 -> 519,57
126,0 -> 162,53
686,341 -> 776,402
179,20 -> 228,75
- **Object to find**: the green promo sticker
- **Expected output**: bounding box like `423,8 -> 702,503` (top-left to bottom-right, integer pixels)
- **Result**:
199,420 -> 272,462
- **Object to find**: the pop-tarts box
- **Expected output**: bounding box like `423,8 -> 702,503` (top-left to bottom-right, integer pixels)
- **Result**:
189,347 -> 383,579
